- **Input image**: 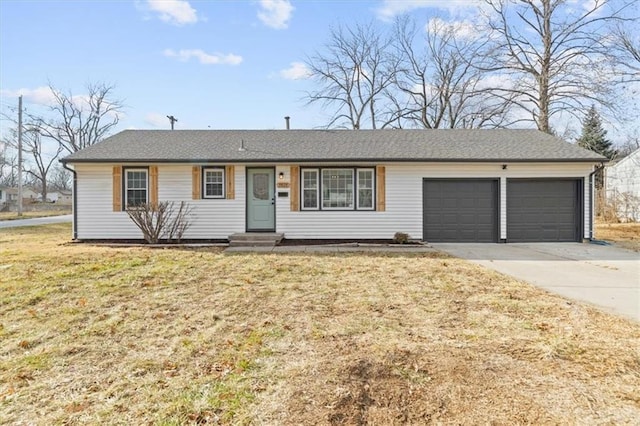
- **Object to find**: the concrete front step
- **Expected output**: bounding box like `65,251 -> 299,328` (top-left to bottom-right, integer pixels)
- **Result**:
228,232 -> 284,247
229,240 -> 278,247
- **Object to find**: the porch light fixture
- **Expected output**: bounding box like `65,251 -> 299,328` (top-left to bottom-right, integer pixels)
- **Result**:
279,172 -> 284,180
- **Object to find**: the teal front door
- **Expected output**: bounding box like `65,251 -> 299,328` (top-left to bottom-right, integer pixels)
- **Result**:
247,168 -> 275,231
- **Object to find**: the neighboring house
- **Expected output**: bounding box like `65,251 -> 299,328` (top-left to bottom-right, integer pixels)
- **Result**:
0,187 -> 35,203
45,191 -> 59,203
45,190 -> 73,204
60,129 -> 605,242
55,190 -> 73,205
605,148 -> 640,221
21,187 -> 39,201
2,187 -> 18,203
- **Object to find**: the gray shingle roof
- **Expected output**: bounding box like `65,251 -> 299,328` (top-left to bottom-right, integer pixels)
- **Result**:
61,129 -> 605,163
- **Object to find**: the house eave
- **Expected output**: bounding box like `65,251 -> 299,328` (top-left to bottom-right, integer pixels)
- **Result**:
61,157 -> 605,165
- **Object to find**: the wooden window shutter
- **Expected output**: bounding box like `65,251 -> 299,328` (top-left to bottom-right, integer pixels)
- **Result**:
376,166 -> 386,212
192,166 -> 201,200
225,165 -> 235,199
149,166 -> 159,208
290,166 -> 299,211
112,166 -> 122,212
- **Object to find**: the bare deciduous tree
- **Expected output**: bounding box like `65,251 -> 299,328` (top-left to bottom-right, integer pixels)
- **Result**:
612,17 -> 640,84
0,142 -> 15,187
389,16 -> 513,129
304,23 -> 399,129
481,0 -> 631,133
1,125 -> 61,201
22,130 -> 63,202
49,165 -> 72,191
30,82 -> 123,154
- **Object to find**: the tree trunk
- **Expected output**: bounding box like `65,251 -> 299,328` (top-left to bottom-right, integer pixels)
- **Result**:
538,0 -> 552,134
42,180 -> 47,203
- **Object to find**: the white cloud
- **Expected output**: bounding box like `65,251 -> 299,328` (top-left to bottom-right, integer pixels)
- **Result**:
279,62 -> 311,80
0,86 -> 56,105
376,0 -> 480,21
145,0 -> 198,25
257,0 -> 294,29
163,49 -> 243,65
145,112 -> 171,128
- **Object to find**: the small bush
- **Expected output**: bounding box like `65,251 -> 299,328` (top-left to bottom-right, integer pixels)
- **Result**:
393,232 -> 410,244
126,201 -> 194,244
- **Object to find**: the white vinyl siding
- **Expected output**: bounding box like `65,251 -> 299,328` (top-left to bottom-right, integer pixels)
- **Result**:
277,162 -> 594,240
125,168 -> 148,208
72,162 -> 595,241
605,150 -> 640,221
74,164 -> 245,239
203,168 -> 225,199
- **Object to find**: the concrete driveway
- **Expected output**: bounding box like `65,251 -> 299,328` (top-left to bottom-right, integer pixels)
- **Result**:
431,243 -> 640,322
0,214 -> 72,229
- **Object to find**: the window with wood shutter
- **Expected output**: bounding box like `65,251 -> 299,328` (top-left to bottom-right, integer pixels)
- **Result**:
124,168 -> 148,208
297,166 -> 379,211
301,169 -> 319,210
357,168 -> 375,210
203,167 -> 225,198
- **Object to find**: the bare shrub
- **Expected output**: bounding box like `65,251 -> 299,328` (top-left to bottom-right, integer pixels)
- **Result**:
600,187 -> 640,223
164,201 -> 194,242
126,201 -> 193,244
393,232 -> 410,244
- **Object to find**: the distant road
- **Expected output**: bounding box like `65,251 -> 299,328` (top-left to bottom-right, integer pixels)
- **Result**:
0,214 -> 72,229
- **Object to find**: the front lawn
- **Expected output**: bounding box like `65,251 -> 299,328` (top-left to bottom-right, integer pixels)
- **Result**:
1,224 -> 638,424
596,222 -> 640,251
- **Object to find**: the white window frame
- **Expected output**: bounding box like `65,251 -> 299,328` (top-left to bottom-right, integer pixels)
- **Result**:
300,167 -> 376,211
301,168 -> 320,210
124,168 -> 148,209
322,168 -> 354,210
203,167 -> 225,199
356,168 -> 375,210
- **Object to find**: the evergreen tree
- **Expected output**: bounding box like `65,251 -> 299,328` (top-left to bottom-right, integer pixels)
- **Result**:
576,106 -> 617,159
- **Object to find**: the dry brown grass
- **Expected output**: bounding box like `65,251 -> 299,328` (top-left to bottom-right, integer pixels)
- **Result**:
1,224 -> 639,425
596,222 -> 640,251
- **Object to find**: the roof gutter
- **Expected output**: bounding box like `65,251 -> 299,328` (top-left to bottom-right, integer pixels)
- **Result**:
61,162 -> 78,240
60,157 -> 606,164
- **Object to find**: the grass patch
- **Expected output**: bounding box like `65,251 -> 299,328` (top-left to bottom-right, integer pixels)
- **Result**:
1,223 -> 639,424
596,222 -> 640,251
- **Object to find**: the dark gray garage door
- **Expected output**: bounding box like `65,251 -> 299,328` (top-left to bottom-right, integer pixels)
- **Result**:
507,179 -> 581,242
423,179 -> 498,242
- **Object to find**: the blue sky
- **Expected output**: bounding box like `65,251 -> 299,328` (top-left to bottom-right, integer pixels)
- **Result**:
1,0 -> 637,144
0,0 -> 481,132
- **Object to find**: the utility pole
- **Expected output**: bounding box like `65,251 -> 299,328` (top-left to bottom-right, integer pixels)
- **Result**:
167,115 -> 178,130
17,95 -> 23,217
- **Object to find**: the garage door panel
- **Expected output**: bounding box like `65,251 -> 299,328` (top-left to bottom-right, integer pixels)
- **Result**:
423,179 -> 498,243
507,179 -> 580,242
